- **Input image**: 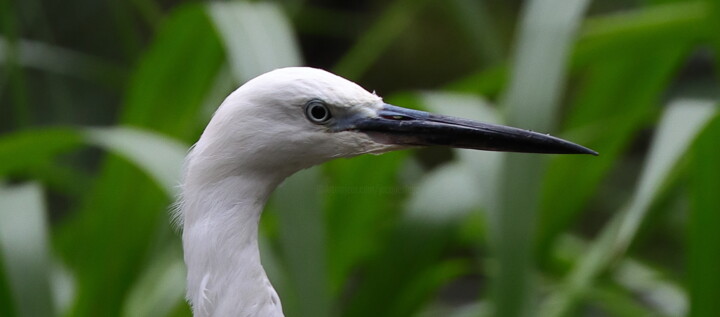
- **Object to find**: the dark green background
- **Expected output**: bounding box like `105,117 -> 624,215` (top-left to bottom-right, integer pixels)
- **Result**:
1,0 -> 719,316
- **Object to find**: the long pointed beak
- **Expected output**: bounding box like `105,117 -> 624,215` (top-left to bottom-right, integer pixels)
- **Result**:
346,104 -> 597,155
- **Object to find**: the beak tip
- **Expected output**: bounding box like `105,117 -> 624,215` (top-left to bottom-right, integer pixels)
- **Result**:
584,149 -> 600,156
562,143 -> 598,156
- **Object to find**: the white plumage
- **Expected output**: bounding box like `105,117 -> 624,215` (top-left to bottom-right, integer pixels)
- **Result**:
178,68 -> 396,317
176,67 -> 595,317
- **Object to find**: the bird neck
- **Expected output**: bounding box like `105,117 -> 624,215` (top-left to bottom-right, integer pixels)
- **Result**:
181,172 -> 285,317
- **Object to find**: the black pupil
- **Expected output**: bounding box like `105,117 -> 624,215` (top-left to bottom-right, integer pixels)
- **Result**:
310,104 -> 327,120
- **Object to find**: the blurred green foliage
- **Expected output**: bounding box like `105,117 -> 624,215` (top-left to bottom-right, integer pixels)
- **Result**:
1,0 -> 719,316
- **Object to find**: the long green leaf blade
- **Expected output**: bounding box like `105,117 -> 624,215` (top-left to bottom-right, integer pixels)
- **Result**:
332,0 -> 431,80
538,44 -> 688,265
55,4 -> 225,315
84,127 -> 187,197
408,92 -> 501,226
0,128 -> 83,176
208,1 -> 302,83
542,99 -> 718,316
0,183 -> 54,317
616,101 -> 716,250
494,1 -> 590,316
688,110 -> 720,316
342,92 -> 497,317
0,36 -> 125,88
121,246 -> 186,317
271,167 -> 330,317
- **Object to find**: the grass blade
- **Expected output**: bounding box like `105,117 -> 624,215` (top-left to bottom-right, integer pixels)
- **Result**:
208,1 -> 302,83
0,128 -> 83,176
708,0 -> 720,66
538,43 -> 688,264
271,167 -> 330,317
0,36 -> 126,89
612,259 -> 687,316
615,101 -> 716,251
320,90 -> 419,296
445,0 -> 504,65
408,92 -> 501,225
324,151 -> 407,294
54,4 -> 224,315
541,99 -> 718,317
688,111 -> 720,316
342,92 -> 497,317
84,127 -> 187,197
0,182 -> 54,317
121,246 -> 186,317
575,1 -> 706,64
333,0 -> 432,80
554,235 -> 687,315
494,1 -> 590,316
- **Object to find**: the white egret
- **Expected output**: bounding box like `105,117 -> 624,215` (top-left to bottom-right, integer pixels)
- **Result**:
176,67 -> 596,317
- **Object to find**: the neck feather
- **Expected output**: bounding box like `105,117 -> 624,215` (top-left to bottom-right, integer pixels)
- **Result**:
180,171 -> 285,317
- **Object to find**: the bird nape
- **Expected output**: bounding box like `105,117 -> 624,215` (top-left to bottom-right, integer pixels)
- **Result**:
176,67 -> 596,317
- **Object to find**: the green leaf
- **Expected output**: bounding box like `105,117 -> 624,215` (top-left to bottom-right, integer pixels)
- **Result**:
407,92 -> 501,226
207,1 -> 302,83
448,2 -> 706,103
538,42 -> 689,265
49,262 -> 75,317
322,91 -> 414,297
0,182 -> 54,317
391,259 -> 470,316
0,128 -> 92,201
0,36 -> 126,88
541,99 -> 718,317
0,128 -> 83,177
270,167 -> 330,317
493,1 -> 590,316
584,286 -> 658,317
612,259 -> 686,316
323,151 -> 407,293
706,0 -> 720,65
332,0 -> 432,80
121,5 -> 224,131
342,221 -> 456,317
83,127 -> 187,197
616,101 -> 716,252
54,4 -> 225,316
553,234 -> 687,316
342,92 -> 497,317
121,246 -> 186,317
688,111 -> 720,316
575,1 -> 706,64
445,0 -> 504,64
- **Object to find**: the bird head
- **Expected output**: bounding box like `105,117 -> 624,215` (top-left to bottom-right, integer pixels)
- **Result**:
189,67 -> 596,179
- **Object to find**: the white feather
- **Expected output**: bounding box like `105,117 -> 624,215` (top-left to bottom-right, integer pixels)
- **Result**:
177,67 -> 395,316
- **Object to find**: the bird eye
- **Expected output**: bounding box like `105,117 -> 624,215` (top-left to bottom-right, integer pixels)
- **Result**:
305,100 -> 332,124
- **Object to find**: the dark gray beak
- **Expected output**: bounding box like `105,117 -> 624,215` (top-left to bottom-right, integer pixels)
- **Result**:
345,104 -> 597,155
